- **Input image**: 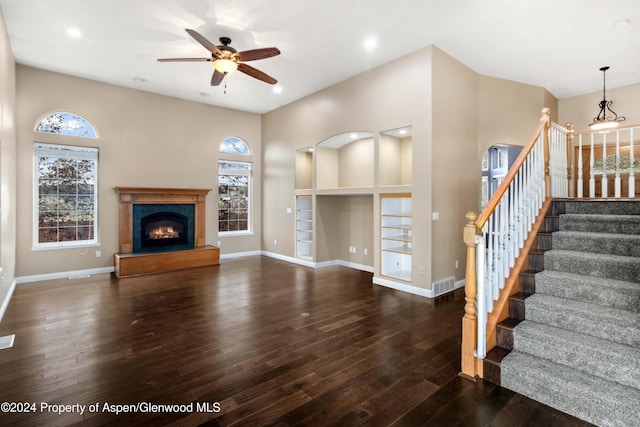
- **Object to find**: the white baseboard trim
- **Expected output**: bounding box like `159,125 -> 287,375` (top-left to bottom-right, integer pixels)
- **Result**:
16,266 -> 115,285
220,250 -> 262,260
0,278 -> 17,323
261,251 -> 374,272
455,279 -> 466,291
335,260 -> 374,273
373,276 -> 435,297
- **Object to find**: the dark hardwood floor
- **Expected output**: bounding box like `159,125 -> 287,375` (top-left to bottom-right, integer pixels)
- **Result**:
0,256 -> 591,426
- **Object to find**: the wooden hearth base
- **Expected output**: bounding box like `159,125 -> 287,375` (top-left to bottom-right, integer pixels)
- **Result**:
114,246 -> 220,278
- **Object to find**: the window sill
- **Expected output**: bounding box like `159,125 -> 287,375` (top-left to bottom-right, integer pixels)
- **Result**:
32,242 -> 100,251
219,231 -> 254,237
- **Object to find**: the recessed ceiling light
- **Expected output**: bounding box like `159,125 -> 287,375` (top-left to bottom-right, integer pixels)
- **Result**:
273,85 -> 283,94
399,129 -> 408,135
133,77 -> 147,83
199,92 -> 210,97
364,37 -> 377,52
350,133 -> 358,139
66,27 -> 83,38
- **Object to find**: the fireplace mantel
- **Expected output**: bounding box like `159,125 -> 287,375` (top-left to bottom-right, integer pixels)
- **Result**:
113,187 -> 219,277
114,187 -> 211,254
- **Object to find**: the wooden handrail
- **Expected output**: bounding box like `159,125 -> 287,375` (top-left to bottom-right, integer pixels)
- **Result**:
475,108 -> 551,229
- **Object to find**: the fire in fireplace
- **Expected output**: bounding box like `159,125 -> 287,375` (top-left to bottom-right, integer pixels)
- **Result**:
141,212 -> 188,248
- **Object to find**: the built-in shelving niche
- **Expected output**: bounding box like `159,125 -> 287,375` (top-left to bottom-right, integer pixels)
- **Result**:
295,195 -> 313,260
295,147 -> 313,190
316,132 -> 374,190
379,126 -> 412,186
380,193 -> 412,282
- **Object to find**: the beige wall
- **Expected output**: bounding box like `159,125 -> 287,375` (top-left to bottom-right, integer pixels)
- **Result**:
478,75 -> 558,157
262,47 -> 433,287
338,138 -> 374,188
430,47 -> 479,283
15,66 -> 262,276
558,82 -> 640,131
0,7 -> 16,311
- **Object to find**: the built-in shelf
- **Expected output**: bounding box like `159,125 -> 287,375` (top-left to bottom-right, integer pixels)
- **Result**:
381,193 -> 412,282
296,196 -> 313,260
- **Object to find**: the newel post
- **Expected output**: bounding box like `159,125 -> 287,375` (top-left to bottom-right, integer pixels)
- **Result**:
566,122 -> 574,198
461,211 -> 479,379
542,108 -> 551,198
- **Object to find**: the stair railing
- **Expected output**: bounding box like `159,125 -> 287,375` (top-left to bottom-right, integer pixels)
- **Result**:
461,108 -> 571,379
572,124 -> 639,198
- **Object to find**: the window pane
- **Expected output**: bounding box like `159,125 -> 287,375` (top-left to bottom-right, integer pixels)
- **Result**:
34,144 -> 98,246
36,112 -> 97,138
218,160 -> 250,233
219,137 -> 250,155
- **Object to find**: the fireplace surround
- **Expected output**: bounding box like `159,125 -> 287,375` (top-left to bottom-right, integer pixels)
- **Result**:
113,187 -> 219,277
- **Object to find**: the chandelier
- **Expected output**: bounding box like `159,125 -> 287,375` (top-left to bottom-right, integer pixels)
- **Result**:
589,66 -> 625,130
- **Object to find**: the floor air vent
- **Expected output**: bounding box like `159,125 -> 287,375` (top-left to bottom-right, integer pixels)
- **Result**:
432,276 -> 455,297
0,334 -> 15,350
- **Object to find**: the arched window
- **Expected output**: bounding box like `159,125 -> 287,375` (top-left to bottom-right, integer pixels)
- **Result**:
35,111 -> 97,138
218,137 -> 252,234
33,111 -> 99,249
219,136 -> 250,155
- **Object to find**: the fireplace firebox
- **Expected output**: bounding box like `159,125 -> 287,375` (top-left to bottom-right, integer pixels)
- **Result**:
141,212 -> 188,248
132,203 -> 195,253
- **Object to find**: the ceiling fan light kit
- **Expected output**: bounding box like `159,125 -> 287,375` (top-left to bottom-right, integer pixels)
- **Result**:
589,66 -> 626,130
214,58 -> 238,74
158,29 -> 280,87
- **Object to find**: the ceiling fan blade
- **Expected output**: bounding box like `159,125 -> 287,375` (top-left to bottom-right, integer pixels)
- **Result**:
238,47 -> 281,62
185,29 -> 222,56
157,58 -> 211,62
211,70 -> 225,86
237,63 -> 277,85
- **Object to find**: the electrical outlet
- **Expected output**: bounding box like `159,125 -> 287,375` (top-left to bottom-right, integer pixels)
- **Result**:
353,247 -> 357,254
95,250 -> 101,258
217,240 -> 221,246
363,248 -> 368,255
274,239 -> 278,247
455,260 -> 459,269
286,207 -> 292,214
432,212 -> 440,221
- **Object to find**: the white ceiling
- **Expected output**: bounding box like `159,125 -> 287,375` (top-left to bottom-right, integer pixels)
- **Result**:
1,0 -> 639,114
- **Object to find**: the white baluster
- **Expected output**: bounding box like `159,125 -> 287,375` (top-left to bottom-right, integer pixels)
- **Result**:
590,133 -> 595,198
615,129 -> 621,198
630,128 -> 635,198
577,134 -> 583,198
602,133 -> 608,198
475,234 -> 486,359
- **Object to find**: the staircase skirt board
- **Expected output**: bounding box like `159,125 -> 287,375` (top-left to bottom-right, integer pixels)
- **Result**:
491,199 -> 640,426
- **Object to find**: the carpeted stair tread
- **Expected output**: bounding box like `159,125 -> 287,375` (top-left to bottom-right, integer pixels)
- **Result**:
535,269 -> 639,312
552,230 -> 640,257
559,213 -> 640,234
563,200 -> 640,215
501,351 -> 640,427
544,249 -> 640,283
524,293 -> 640,347
512,320 -> 640,389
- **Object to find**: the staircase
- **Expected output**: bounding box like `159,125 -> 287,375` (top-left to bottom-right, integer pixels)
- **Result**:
488,199 -> 640,427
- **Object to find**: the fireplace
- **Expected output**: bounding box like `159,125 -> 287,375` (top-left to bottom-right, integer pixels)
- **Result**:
132,204 -> 195,253
114,187 -> 219,277
141,212 -> 188,248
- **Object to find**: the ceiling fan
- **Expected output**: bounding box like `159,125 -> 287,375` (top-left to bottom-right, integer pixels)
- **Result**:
158,29 -> 280,86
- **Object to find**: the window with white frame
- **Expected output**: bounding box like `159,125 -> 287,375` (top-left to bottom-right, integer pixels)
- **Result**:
35,111 -> 97,138
218,160 -> 251,233
34,143 -> 98,248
